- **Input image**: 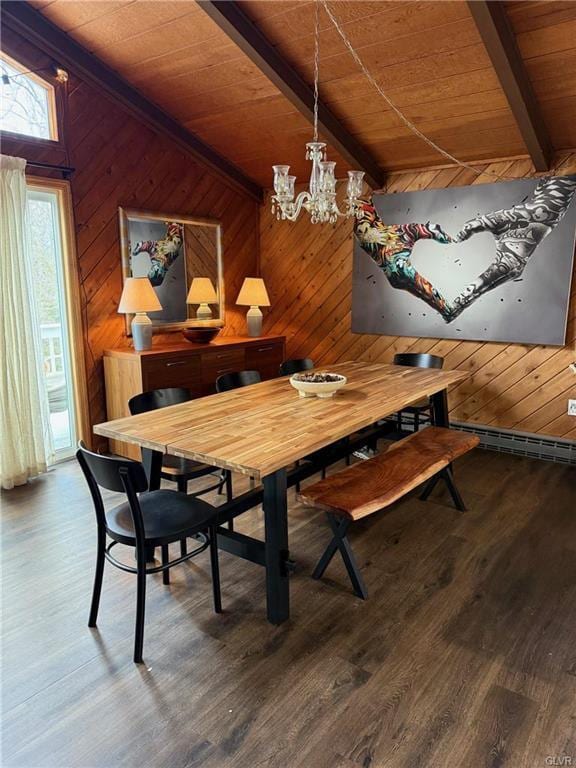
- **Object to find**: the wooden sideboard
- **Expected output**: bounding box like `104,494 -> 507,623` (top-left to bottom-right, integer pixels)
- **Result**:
103,335 -> 285,458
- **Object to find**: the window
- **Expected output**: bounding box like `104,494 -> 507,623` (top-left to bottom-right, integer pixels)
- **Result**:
0,51 -> 58,140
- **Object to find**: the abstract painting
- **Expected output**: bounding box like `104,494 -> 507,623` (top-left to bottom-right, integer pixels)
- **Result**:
352,175 -> 576,345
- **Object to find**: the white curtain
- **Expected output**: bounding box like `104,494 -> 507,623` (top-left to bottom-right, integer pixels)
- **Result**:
0,155 -> 54,489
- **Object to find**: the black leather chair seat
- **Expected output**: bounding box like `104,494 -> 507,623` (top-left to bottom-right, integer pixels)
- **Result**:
106,490 -> 219,547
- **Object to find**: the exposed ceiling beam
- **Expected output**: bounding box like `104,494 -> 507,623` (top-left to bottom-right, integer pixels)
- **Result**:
467,0 -> 552,172
1,1 -> 262,201
198,0 -> 384,190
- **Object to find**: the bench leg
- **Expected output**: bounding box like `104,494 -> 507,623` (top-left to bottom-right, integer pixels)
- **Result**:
311,528 -> 339,579
442,467 -> 467,512
419,473 -> 441,501
420,468 -> 467,512
312,514 -> 368,600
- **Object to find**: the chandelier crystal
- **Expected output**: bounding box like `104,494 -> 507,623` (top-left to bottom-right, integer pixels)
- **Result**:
270,2 -> 365,224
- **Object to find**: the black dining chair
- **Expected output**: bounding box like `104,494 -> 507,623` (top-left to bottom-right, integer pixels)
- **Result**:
393,353 -> 444,432
77,442 -> 222,664
215,370 -> 262,392
129,387 -> 232,549
279,358 -> 314,377
129,387 -> 230,496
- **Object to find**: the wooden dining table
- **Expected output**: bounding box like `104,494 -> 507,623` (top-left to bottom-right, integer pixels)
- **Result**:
94,361 -> 468,625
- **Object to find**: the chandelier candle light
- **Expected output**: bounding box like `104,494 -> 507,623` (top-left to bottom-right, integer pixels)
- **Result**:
271,2 -> 365,224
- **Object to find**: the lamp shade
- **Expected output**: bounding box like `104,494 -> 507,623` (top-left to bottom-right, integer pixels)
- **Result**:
186,277 -> 218,304
118,277 -> 162,314
236,277 -> 270,307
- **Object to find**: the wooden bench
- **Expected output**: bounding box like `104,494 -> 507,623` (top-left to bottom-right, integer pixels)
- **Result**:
298,427 -> 480,599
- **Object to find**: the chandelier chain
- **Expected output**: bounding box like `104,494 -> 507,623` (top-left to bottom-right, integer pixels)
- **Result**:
313,0 -> 320,143
320,0 -> 515,182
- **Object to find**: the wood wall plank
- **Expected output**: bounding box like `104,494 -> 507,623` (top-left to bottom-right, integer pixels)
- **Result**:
260,154 -> 576,439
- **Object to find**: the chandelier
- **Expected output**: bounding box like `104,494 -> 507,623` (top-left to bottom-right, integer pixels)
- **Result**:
270,3 -> 365,224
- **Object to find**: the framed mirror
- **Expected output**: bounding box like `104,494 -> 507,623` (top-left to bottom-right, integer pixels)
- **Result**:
119,207 -> 224,333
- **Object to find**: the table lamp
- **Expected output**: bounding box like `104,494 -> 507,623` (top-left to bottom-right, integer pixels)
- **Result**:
118,277 -> 162,351
236,277 -> 270,337
186,277 -> 218,320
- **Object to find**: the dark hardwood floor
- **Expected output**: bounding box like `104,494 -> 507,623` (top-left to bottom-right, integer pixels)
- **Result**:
1,447 -> 575,767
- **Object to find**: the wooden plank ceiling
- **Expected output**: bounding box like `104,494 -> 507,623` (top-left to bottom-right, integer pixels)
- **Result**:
29,0 -> 576,187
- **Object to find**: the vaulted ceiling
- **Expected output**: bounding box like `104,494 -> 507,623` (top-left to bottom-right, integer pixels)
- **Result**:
27,0 -> 576,188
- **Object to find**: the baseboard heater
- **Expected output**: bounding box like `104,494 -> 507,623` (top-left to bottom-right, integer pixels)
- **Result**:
452,421 -> 575,465
396,414 -> 575,465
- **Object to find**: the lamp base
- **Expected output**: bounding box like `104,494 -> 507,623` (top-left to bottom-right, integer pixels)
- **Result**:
246,305 -> 263,337
131,313 -> 153,351
196,303 -> 213,320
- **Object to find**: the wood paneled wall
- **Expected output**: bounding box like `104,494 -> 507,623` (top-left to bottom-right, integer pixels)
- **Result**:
5,26 -> 576,443
260,154 -> 576,440
2,28 -> 259,446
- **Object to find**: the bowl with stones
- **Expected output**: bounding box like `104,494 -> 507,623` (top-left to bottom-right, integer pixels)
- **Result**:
289,371 -> 347,398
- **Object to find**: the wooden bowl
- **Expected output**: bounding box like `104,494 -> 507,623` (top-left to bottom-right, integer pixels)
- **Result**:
289,372 -> 347,398
181,326 -> 221,344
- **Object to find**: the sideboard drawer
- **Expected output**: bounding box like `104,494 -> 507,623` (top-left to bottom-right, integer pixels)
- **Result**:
201,349 -> 245,388
245,342 -> 284,380
142,355 -> 202,393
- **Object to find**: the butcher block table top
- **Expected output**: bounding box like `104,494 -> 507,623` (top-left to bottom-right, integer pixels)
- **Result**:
94,362 -> 468,481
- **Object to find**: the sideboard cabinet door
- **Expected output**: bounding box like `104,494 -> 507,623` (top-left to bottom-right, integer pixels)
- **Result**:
245,342 -> 284,380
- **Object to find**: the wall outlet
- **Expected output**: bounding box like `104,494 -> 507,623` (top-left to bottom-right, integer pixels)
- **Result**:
568,399 -> 576,416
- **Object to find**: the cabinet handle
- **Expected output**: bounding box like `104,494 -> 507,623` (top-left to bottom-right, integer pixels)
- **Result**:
215,353 -> 231,359
256,346 -> 274,352
165,361 -> 187,367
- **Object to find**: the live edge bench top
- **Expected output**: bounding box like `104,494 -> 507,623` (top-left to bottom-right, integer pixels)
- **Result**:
298,427 -> 480,520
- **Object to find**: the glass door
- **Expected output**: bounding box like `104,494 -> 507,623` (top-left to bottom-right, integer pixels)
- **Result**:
26,186 -> 77,459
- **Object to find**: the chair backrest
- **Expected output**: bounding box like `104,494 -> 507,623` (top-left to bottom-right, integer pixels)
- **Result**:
77,442 -> 148,539
77,442 -> 148,494
279,358 -> 314,377
129,387 -> 191,416
215,370 -> 262,393
393,353 -> 444,370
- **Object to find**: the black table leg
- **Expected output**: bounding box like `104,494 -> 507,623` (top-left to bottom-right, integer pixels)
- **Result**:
262,469 -> 290,625
430,387 -> 455,476
141,447 -> 163,490
141,447 -> 163,562
430,388 -> 449,427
